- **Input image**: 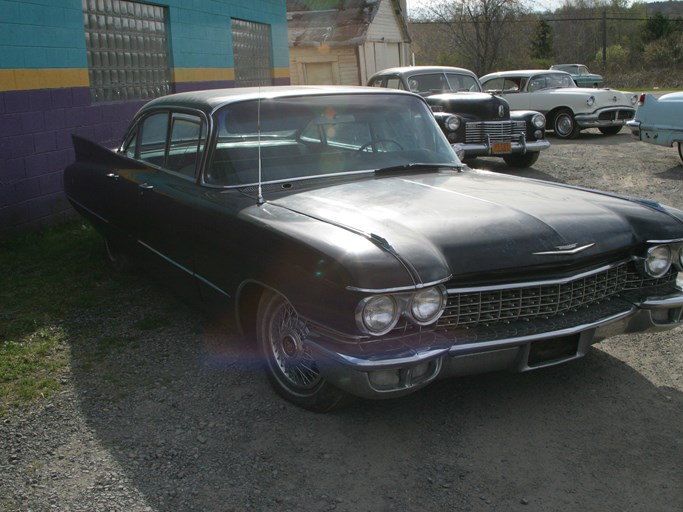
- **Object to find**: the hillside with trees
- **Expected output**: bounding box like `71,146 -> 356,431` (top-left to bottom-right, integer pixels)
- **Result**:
409,0 -> 683,88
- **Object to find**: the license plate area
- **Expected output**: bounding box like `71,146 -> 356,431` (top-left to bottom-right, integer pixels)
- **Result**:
491,142 -> 511,154
528,335 -> 580,366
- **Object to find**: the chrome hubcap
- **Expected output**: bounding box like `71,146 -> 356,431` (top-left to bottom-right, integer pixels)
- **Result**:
269,302 -> 321,389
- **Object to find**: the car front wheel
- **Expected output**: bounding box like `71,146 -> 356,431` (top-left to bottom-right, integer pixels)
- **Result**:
678,142 -> 683,163
503,151 -> 540,168
553,109 -> 580,139
256,290 -> 353,412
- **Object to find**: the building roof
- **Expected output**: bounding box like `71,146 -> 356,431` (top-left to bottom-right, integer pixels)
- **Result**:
287,0 -> 405,47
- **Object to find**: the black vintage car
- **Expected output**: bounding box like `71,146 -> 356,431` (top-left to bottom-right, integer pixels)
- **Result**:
64,86 -> 683,412
368,66 -> 549,168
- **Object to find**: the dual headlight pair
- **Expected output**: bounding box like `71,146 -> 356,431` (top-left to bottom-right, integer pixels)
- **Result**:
356,285 -> 447,336
640,243 -> 683,278
442,114 -> 546,132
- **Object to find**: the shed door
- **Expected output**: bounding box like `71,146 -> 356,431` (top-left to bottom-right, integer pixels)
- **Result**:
304,62 -> 336,85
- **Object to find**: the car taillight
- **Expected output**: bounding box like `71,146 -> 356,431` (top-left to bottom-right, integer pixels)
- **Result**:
638,93 -> 646,106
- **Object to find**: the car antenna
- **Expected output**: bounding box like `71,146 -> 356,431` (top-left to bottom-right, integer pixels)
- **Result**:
257,87 -> 265,206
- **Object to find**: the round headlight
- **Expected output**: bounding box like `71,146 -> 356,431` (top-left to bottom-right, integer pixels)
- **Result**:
445,115 -> 461,131
532,113 -> 546,129
587,96 -> 595,107
677,245 -> 683,270
410,286 -> 446,324
644,245 -> 672,278
360,295 -> 398,335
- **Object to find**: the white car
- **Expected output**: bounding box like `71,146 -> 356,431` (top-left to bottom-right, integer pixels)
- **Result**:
480,70 -> 638,139
627,92 -> 683,163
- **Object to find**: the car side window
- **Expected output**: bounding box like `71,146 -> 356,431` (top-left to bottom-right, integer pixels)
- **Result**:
385,77 -> 404,90
138,112 -> 169,167
126,111 -> 206,178
482,78 -> 505,93
167,113 -> 206,177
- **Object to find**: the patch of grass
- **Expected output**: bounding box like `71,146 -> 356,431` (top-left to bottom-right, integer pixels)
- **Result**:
0,221 -> 141,415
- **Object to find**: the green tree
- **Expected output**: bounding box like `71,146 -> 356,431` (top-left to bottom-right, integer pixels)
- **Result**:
530,19 -> 554,60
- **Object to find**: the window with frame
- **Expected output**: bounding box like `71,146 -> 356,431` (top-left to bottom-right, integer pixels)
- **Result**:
83,0 -> 171,102
125,111 -> 206,178
231,18 -> 273,87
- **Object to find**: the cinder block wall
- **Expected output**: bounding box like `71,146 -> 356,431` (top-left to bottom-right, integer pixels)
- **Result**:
0,0 -> 290,238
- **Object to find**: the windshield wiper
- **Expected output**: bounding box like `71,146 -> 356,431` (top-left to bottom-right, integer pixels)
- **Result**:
374,163 -> 464,175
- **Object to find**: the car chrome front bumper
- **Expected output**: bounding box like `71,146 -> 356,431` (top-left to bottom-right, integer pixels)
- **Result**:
306,288 -> 683,399
575,106 -> 635,128
452,138 -> 550,158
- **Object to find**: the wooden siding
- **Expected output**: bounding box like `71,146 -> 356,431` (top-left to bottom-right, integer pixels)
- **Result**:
289,47 -> 360,85
366,0 -> 406,42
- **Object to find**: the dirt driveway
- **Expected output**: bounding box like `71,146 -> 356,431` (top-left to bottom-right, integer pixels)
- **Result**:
1,130 -> 682,512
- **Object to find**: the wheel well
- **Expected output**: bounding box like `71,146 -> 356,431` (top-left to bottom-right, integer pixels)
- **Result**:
236,282 -> 266,342
547,107 -> 572,124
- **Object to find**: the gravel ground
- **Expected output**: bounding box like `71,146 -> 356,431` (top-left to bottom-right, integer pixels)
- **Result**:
1,129 -> 682,512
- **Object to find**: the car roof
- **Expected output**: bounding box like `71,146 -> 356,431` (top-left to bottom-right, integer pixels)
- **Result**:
481,69 -> 572,80
370,66 -> 477,78
138,85 -> 417,115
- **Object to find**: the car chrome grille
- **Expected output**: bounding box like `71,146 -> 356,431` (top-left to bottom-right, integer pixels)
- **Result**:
465,121 -> 526,143
598,110 -> 634,121
437,262 -> 676,330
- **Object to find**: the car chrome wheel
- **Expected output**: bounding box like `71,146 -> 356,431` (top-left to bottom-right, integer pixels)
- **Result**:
256,290 -> 353,412
553,109 -> 579,139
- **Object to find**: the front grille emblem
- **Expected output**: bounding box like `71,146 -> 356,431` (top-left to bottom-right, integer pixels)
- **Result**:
533,242 -> 595,255
498,105 -> 505,118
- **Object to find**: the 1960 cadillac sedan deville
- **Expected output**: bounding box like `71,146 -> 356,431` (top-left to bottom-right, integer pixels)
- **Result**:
64,86 -> 683,411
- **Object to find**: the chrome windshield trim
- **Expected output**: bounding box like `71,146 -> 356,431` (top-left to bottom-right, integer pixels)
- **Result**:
346,276 -> 452,293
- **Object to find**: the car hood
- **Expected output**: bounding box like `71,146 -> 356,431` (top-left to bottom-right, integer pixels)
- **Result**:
264,169 -> 683,287
426,92 -> 509,121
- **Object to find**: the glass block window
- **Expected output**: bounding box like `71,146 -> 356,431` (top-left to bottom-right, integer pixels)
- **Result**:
231,18 -> 273,87
83,0 -> 171,102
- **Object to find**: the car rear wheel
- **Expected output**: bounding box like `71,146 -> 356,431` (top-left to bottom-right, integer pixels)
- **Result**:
256,290 -> 353,412
598,126 -> 622,135
503,151 -> 540,168
553,109 -> 580,139
678,142 -> 683,163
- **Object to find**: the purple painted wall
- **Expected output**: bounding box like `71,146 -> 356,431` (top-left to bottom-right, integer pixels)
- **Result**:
0,87 -> 144,238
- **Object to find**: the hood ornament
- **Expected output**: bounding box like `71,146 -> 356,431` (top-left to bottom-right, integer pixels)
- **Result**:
533,242 -> 595,256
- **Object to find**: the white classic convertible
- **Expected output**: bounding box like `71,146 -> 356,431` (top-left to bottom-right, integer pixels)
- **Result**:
480,69 -> 638,139
627,92 -> 683,163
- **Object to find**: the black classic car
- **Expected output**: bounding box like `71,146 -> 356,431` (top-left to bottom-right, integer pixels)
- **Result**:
64,86 -> 683,412
368,66 -> 549,168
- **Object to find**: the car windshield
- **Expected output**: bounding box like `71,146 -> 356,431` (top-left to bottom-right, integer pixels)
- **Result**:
527,73 -> 576,92
406,72 -> 481,95
206,93 -> 459,186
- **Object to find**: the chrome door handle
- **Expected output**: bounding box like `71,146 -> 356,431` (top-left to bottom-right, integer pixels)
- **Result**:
139,183 -> 154,190
106,173 -> 119,180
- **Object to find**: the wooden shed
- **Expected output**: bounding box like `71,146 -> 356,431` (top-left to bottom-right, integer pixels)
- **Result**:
287,0 -> 411,86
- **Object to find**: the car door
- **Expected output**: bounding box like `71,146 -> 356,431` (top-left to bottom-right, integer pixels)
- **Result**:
132,110 -> 209,296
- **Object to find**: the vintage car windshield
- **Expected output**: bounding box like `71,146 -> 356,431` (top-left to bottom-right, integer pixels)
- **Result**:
206,93 -> 459,186
406,72 -> 481,95
527,73 -> 577,92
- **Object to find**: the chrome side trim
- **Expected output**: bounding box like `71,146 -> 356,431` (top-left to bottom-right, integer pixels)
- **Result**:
66,196 -> 111,226
137,241 -> 231,298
